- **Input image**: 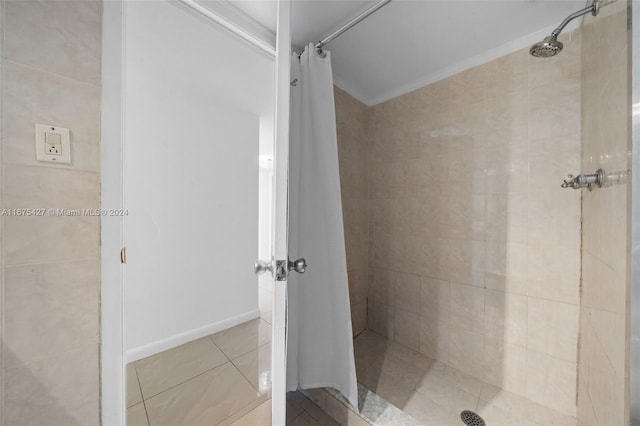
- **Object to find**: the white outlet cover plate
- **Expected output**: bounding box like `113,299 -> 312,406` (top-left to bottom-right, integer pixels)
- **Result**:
35,123 -> 71,164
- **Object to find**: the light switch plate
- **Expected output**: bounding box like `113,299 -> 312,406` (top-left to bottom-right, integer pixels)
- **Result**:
35,123 -> 71,164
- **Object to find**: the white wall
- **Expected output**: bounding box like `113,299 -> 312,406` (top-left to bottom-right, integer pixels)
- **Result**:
124,0 -> 274,360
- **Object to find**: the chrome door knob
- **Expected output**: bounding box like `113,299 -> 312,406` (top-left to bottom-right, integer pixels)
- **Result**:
288,258 -> 307,274
254,259 -> 272,276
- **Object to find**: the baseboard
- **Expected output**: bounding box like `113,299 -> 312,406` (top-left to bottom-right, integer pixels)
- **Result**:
126,309 -> 261,363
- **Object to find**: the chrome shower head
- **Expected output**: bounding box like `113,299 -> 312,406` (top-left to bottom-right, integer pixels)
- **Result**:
529,35 -> 563,58
530,0 -> 600,58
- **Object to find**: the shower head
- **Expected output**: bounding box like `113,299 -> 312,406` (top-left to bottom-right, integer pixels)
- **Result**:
529,35 -> 563,58
530,0 -> 600,58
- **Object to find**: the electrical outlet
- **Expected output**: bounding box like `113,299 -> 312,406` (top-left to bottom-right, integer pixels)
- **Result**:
35,124 -> 71,164
45,132 -> 62,155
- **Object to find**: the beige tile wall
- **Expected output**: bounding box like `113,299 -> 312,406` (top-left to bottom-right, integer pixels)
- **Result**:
577,2 -> 630,425
1,1 -> 102,424
361,33 -> 582,416
335,87 -> 369,336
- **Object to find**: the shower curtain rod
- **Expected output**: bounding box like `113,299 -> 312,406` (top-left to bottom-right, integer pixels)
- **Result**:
315,0 -> 392,53
180,0 -> 392,58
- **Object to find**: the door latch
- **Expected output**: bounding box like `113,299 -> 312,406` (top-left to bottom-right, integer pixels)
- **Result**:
254,259 -> 288,281
254,257 -> 307,281
274,260 -> 288,281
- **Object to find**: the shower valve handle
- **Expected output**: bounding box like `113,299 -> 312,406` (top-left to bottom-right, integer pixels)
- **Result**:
561,169 -> 604,191
561,174 -> 580,189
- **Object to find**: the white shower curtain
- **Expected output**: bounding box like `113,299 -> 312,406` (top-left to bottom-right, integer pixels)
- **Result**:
286,44 -> 358,410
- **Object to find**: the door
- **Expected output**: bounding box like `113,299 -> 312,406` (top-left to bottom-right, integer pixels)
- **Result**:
271,1 -> 291,424
103,0 -> 280,423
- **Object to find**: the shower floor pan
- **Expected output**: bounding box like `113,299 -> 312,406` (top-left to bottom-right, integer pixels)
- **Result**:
341,331 -> 578,426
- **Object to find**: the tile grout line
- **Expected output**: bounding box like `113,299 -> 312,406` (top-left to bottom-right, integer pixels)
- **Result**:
287,410 -> 306,425
228,342 -> 271,395
137,336 -> 269,403
3,257 -> 101,269
208,319 -> 272,360
4,340 -> 101,372
3,58 -> 101,88
131,363 -> 149,425
229,358 -> 264,396
132,321 -> 271,423
2,161 -> 101,175
215,393 -> 271,426
137,359 -> 231,403
142,400 -> 151,426
209,336 -> 267,360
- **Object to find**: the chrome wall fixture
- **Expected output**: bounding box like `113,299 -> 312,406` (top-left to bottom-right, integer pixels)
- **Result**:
561,169 -> 604,191
530,0 -> 600,57
561,169 -> 629,191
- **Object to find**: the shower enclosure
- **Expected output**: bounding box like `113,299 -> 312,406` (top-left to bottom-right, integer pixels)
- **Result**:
284,0 -> 637,425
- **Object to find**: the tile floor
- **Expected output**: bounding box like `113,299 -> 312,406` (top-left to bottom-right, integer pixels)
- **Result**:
127,320 -> 578,426
228,389 -> 363,426
126,317 -> 358,426
353,331 -> 578,426
126,318 -> 272,426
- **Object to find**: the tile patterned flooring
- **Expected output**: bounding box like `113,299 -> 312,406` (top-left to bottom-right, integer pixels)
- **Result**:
126,318 -> 351,426
126,318 -> 273,426
353,331 -> 578,426
127,321 -> 578,426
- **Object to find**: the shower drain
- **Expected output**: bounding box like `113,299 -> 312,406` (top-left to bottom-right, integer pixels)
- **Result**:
460,410 -> 486,426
